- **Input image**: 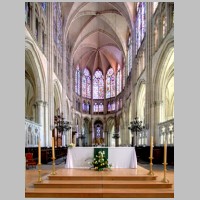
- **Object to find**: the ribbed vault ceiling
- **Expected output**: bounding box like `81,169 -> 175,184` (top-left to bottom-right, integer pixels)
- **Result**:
62,2 -> 136,74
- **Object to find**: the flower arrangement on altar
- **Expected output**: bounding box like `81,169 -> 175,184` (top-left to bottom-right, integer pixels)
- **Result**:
89,150 -> 112,171
68,143 -> 75,148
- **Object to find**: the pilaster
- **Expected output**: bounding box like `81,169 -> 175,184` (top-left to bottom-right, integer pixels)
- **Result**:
47,2 -> 54,146
145,3 -> 153,144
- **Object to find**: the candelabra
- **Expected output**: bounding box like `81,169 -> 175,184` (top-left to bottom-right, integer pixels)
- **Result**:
128,116 -> 145,147
54,112 -> 71,133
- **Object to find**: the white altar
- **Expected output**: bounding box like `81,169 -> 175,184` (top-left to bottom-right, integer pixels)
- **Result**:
65,147 -> 137,168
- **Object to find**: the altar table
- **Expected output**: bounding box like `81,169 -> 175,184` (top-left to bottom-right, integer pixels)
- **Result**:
65,147 -> 137,168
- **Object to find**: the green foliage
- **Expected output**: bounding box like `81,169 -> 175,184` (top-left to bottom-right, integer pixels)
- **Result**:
89,150 -> 112,171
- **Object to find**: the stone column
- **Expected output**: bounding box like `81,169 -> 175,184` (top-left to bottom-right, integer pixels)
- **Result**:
104,73 -> 107,115
65,131 -> 68,146
115,137 -> 119,147
43,101 -> 49,146
91,117 -> 94,146
145,3 -> 154,143
62,37 -> 67,118
103,117 -> 107,145
62,134 -> 65,146
47,2 -> 54,146
126,120 -> 130,145
36,100 -> 44,146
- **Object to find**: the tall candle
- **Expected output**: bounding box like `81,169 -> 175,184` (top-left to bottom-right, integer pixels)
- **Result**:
150,136 -> 153,158
52,137 -> 55,158
164,140 -> 167,163
38,140 -> 41,164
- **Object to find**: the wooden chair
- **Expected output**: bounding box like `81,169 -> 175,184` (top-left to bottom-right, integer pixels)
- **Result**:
25,153 -> 37,169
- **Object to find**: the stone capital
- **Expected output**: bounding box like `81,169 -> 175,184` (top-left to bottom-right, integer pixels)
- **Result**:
36,100 -> 44,106
43,101 -> 48,106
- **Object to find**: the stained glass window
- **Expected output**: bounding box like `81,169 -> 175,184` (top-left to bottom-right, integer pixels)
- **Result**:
136,2 -> 146,53
53,2 -> 62,54
93,69 -> 104,99
94,103 -> 98,112
111,101 -> 115,111
25,3 -> 31,26
99,103 -> 104,112
127,36 -> 132,75
41,2 -> 47,13
87,102 -> 90,113
108,102 -> 111,112
117,64 -> 122,95
75,66 -> 80,95
162,15 -> 167,38
82,68 -> 91,98
106,68 -> 115,98
53,3 -> 57,44
154,17 -> 159,51
57,3 -> 62,54
82,101 -> 86,111
107,101 -> 115,111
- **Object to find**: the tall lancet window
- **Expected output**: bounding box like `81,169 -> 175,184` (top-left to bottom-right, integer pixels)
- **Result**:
127,36 -> 132,75
82,68 -> 91,98
106,67 -> 115,98
93,69 -> 104,99
162,15 -> 167,38
25,2 -> 31,26
117,64 -> 122,95
75,65 -> 80,95
136,2 -> 146,53
53,3 -> 57,44
53,2 -> 62,54
41,2 -> 47,14
99,103 -> 104,112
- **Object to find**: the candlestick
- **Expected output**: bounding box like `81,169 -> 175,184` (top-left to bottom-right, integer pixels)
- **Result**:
38,140 -> 41,164
162,139 -> 169,183
164,140 -> 167,163
148,136 -> 154,175
150,136 -> 153,158
52,137 -> 55,158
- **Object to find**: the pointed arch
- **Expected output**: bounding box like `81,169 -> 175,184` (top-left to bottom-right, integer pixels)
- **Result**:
154,40 -> 174,123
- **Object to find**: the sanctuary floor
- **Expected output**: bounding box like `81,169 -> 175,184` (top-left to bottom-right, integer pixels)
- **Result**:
25,160 -> 174,190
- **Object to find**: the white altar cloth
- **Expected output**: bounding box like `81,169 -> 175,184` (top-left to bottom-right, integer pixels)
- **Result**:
65,147 -> 137,168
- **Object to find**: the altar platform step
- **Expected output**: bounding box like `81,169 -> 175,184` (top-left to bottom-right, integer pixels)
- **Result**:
25,168 -> 174,198
25,187 -> 174,198
34,179 -> 173,189
48,174 -> 158,181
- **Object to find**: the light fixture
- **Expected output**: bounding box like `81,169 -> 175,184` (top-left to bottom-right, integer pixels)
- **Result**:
128,114 -> 145,147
